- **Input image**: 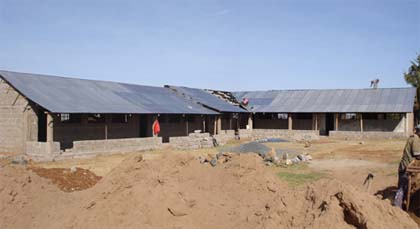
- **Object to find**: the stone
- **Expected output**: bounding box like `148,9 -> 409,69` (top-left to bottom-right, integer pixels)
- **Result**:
11,155 -> 27,165
134,154 -> 143,162
70,166 -> 77,173
198,155 -> 206,164
210,159 -> 217,167
168,207 -> 188,217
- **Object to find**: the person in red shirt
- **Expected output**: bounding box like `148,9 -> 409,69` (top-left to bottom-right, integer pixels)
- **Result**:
152,118 -> 160,137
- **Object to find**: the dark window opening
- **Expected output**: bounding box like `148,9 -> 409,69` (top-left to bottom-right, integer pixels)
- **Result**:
60,114 -> 82,123
88,114 -> 105,123
294,113 -> 312,119
112,114 -> 129,123
362,113 -> 378,120
222,113 -> 231,120
255,113 -> 273,120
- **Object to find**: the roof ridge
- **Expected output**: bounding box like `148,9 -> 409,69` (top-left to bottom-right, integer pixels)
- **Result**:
0,69 -> 164,89
234,87 -> 415,93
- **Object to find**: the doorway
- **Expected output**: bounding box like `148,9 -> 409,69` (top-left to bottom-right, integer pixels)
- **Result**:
37,110 -> 47,142
139,115 -> 149,137
325,113 -> 335,135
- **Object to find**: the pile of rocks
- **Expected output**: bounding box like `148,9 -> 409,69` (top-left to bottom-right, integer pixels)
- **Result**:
199,141 -> 312,167
198,152 -> 234,167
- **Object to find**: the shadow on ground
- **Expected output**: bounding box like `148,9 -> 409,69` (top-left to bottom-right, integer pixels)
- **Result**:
376,186 -> 420,225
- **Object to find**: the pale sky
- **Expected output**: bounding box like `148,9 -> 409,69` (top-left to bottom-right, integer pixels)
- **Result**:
0,0 -> 419,91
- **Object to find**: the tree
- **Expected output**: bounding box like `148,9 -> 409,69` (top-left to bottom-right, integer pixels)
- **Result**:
404,54 -> 420,123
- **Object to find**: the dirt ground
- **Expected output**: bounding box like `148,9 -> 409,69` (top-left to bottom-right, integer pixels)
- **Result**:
0,137 -> 419,228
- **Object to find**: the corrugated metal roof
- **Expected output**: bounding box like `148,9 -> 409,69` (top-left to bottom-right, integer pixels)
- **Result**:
167,85 -> 248,113
0,70 -> 218,114
233,88 -> 416,113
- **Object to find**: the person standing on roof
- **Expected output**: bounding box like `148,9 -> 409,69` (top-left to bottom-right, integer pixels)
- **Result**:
394,124 -> 420,209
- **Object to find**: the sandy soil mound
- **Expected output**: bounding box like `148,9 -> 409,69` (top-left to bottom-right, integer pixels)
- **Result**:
0,165 -> 73,228
1,153 -> 417,229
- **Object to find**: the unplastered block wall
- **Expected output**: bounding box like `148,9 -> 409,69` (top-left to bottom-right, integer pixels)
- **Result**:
0,80 -> 38,153
213,130 -> 236,145
56,137 -> 163,160
26,142 -> 60,161
238,129 -> 253,139
170,133 -> 214,150
239,129 -> 320,141
329,131 -> 406,140
26,137 -> 164,161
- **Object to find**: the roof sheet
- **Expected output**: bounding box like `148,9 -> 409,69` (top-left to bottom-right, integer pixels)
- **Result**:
0,70 -> 218,114
233,88 -> 416,113
167,86 -> 247,113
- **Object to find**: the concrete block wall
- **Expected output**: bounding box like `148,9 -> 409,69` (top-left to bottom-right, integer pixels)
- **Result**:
329,131 -> 406,140
239,129 -> 320,141
26,142 -> 60,161
0,80 -> 38,154
213,130 -> 236,145
170,133 -> 214,150
26,137 -> 164,161
59,137 -> 164,159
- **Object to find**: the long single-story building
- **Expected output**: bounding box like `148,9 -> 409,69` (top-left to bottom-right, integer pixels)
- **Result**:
0,69 -> 416,160
233,88 -> 416,137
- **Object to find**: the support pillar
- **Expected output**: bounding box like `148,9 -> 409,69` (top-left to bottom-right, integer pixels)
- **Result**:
213,116 -> 217,135
186,115 -> 189,136
46,112 -> 54,142
288,114 -> 293,130
105,114 -> 111,139
313,113 -> 318,131
229,114 -> 232,130
202,115 -> 206,133
335,113 -> 339,131
247,114 -> 253,129
216,116 -> 222,134
407,112 -> 414,136
360,113 -> 364,132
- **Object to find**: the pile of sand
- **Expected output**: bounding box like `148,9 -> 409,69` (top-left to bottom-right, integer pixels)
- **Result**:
0,153 -> 417,228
